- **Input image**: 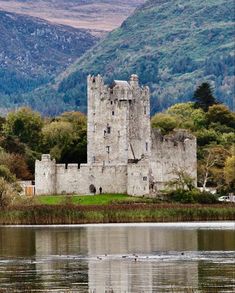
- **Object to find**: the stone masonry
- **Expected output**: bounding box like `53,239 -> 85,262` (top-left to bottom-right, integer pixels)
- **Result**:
35,75 -> 197,196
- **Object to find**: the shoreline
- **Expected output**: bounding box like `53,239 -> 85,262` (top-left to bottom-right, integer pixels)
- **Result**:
1,221 -> 235,228
0,203 -> 234,225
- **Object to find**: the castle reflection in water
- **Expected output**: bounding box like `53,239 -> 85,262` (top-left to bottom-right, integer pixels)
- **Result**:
0,225 -> 234,292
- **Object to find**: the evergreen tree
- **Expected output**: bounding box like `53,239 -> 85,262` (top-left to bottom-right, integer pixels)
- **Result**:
193,82 -> 217,112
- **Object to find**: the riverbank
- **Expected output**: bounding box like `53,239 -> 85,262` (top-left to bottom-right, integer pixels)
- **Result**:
1,203 -> 234,225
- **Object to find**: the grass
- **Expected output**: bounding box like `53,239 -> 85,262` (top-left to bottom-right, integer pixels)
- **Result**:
1,194 -> 234,225
0,201 -> 234,225
35,194 -> 148,206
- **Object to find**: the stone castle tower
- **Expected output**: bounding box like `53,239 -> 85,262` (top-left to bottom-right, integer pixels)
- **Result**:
87,74 -> 151,165
35,75 -> 197,196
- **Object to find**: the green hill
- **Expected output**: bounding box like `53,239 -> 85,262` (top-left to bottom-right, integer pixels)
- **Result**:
4,0 -> 235,115
0,10 -> 98,115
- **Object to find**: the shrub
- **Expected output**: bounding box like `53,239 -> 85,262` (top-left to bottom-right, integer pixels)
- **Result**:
0,165 -> 16,183
168,189 -> 218,204
0,178 -> 18,208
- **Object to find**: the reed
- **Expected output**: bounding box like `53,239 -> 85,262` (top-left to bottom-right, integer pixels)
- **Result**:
0,203 -> 234,225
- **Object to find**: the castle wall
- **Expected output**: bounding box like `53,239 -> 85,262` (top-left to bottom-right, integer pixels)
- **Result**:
150,129 -> 197,191
128,85 -> 151,161
35,155 -> 127,195
35,154 -> 56,195
87,75 -> 151,165
79,164 -> 128,194
56,164 -> 81,194
127,161 -> 150,196
87,75 -> 130,165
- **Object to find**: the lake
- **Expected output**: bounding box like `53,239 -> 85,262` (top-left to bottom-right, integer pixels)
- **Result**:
0,222 -> 234,292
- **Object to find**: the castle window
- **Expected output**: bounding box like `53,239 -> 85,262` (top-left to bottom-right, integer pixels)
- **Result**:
144,106 -> 147,115
93,156 -> 96,163
111,101 -> 113,105
143,176 -> 147,181
107,126 -> 111,134
112,111 -> 115,116
104,130 -> 106,137
146,142 -> 148,151
106,146 -> 110,154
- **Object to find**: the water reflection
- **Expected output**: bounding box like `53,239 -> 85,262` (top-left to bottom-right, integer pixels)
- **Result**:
0,223 -> 234,292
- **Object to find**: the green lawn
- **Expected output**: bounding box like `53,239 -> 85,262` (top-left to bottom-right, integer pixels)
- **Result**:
36,194 -> 143,205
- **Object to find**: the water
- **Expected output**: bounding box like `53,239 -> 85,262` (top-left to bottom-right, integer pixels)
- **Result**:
0,222 -> 234,292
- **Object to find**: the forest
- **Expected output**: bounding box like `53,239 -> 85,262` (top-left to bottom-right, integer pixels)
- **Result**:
0,83 -> 234,206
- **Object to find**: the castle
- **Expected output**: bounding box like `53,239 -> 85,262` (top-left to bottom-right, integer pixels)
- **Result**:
35,75 -> 197,196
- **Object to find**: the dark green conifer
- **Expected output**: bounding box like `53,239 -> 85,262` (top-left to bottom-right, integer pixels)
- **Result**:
193,82 -> 217,112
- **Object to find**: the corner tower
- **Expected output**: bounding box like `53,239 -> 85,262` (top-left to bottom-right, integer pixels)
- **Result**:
87,74 -> 151,165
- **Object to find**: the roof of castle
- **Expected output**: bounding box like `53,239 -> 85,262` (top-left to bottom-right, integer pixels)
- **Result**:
113,80 -> 130,88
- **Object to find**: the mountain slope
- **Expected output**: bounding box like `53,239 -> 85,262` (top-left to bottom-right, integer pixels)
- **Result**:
0,10 -> 98,98
51,0 -> 234,115
0,0 -> 145,32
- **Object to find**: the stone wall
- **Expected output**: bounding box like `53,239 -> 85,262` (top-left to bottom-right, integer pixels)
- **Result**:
150,129 -> 197,191
35,154 -> 56,195
87,74 -> 151,165
35,155 -> 127,195
127,161 -> 150,196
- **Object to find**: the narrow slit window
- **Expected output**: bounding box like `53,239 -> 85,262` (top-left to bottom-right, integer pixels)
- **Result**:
144,106 -> 147,115
112,111 -> 115,116
146,142 -> 148,151
107,126 -> 111,134
106,146 -> 110,154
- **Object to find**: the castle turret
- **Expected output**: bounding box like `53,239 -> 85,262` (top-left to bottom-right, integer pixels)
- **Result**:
129,74 -> 139,88
35,154 -> 56,195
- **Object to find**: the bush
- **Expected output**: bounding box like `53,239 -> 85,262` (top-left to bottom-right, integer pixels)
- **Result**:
168,189 -> 218,204
0,178 -> 18,208
0,165 -> 16,183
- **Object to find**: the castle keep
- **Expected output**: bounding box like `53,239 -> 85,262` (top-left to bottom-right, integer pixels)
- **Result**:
35,75 -> 197,196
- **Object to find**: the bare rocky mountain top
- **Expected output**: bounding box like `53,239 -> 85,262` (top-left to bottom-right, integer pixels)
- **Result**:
0,0 -> 145,33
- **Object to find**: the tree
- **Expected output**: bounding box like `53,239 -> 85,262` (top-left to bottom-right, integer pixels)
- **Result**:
167,168 -> 196,191
207,104 -> 235,129
3,107 -> 43,150
0,151 -> 32,180
42,121 -> 74,161
151,113 -> 178,134
224,156 -> 235,189
198,146 -> 230,189
0,116 -> 5,134
167,102 -> 207,130
193,82 -> 217,112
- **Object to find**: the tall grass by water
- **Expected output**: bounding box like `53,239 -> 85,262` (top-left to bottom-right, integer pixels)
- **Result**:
0,203 -> 234,225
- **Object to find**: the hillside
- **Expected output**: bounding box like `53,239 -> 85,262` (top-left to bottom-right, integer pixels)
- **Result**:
33,0 -> 233,116
0,10 -> 98,110
0,0 -> 145,32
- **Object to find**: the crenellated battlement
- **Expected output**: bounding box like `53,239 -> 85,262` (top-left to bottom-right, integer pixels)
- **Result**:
56,163 -> 80,173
